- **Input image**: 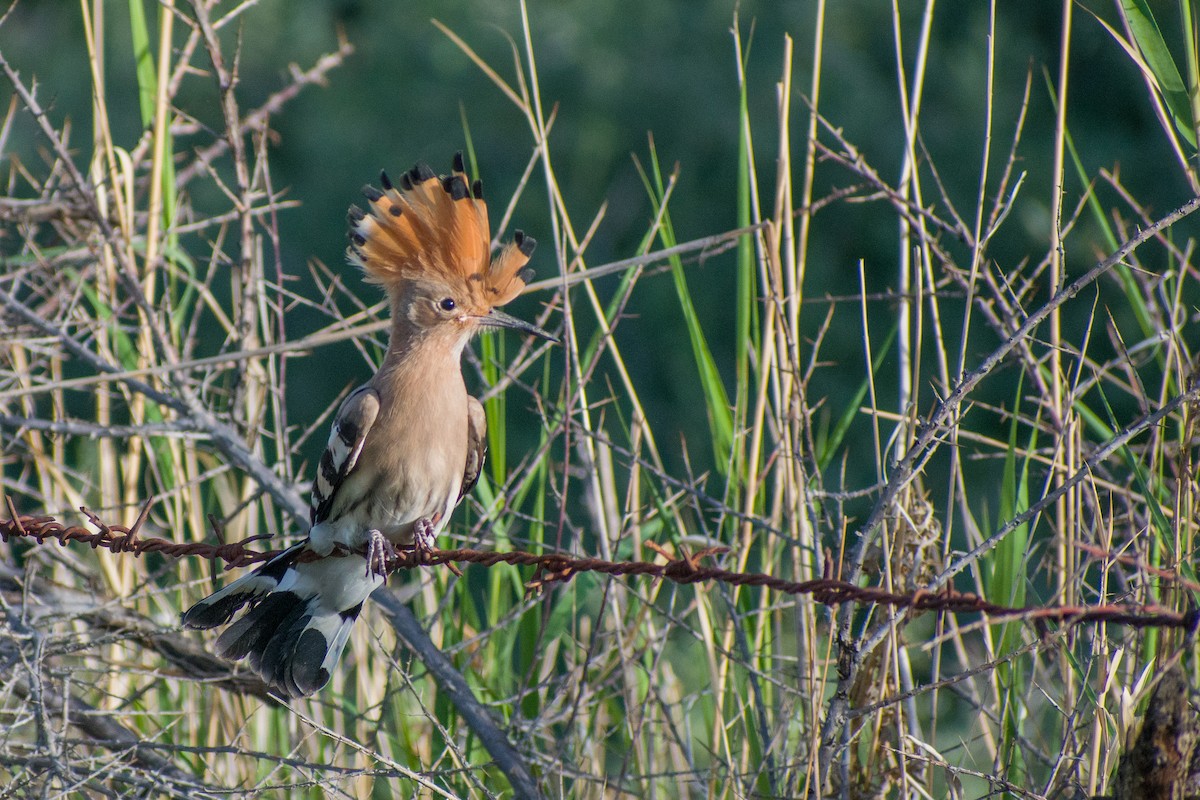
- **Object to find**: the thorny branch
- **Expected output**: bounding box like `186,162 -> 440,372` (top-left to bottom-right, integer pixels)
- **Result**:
3,502 -> 1197,634
814,193 -> 1200,791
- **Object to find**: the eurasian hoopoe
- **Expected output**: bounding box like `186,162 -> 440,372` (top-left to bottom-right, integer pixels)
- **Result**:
182,153 -> 556,697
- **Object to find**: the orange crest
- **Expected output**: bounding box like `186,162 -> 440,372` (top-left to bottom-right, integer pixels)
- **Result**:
346,153 -> 535,309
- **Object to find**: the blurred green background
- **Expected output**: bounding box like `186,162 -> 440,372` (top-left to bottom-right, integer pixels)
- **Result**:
2,0 -> 1190,494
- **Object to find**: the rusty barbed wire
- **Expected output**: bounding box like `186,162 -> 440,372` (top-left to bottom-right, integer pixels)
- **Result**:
1,498 -> 275,568
1,502 -> 1197,632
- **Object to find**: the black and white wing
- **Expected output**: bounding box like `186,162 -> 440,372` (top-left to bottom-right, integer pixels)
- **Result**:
460,395 -> 487,500
311,385 -> 381,525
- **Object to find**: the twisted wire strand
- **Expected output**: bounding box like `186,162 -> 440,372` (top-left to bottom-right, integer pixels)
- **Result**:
1,502 -> 1195,632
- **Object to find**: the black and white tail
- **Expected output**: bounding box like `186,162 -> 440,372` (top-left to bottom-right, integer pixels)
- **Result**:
182,544 -> 381,697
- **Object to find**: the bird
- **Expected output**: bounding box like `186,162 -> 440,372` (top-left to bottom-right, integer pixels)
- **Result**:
181,152 -> 556,698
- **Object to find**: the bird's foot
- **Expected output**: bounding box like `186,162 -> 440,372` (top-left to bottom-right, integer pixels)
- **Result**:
412,517 -> 437,555
364,529 -> 396,578
410,517 -> 462,576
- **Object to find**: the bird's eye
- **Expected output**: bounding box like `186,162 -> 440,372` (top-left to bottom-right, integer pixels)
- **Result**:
439,297 -> 457,312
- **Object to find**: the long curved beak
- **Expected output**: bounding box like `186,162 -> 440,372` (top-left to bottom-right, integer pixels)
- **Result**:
478,308 -> 559,343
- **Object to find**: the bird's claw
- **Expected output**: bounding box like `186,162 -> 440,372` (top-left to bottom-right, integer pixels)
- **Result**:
410,517 -> 461,576
412,517 -> 437,554
365,529 -> 396,578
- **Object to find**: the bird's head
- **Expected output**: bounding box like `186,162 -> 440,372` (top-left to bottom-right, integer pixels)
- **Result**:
346,153 -> 557,349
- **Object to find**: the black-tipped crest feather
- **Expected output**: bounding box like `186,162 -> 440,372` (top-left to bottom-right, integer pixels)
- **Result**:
515,230 -> 536,256
348,154 -> 538,310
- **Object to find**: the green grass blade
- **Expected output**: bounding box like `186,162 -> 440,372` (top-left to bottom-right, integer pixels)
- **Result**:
988,375 -> 1034,791
634,141 -> 734,473
734,47 -> 759,469
128,0 -> 156,127
1120,0 -> 1196,148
